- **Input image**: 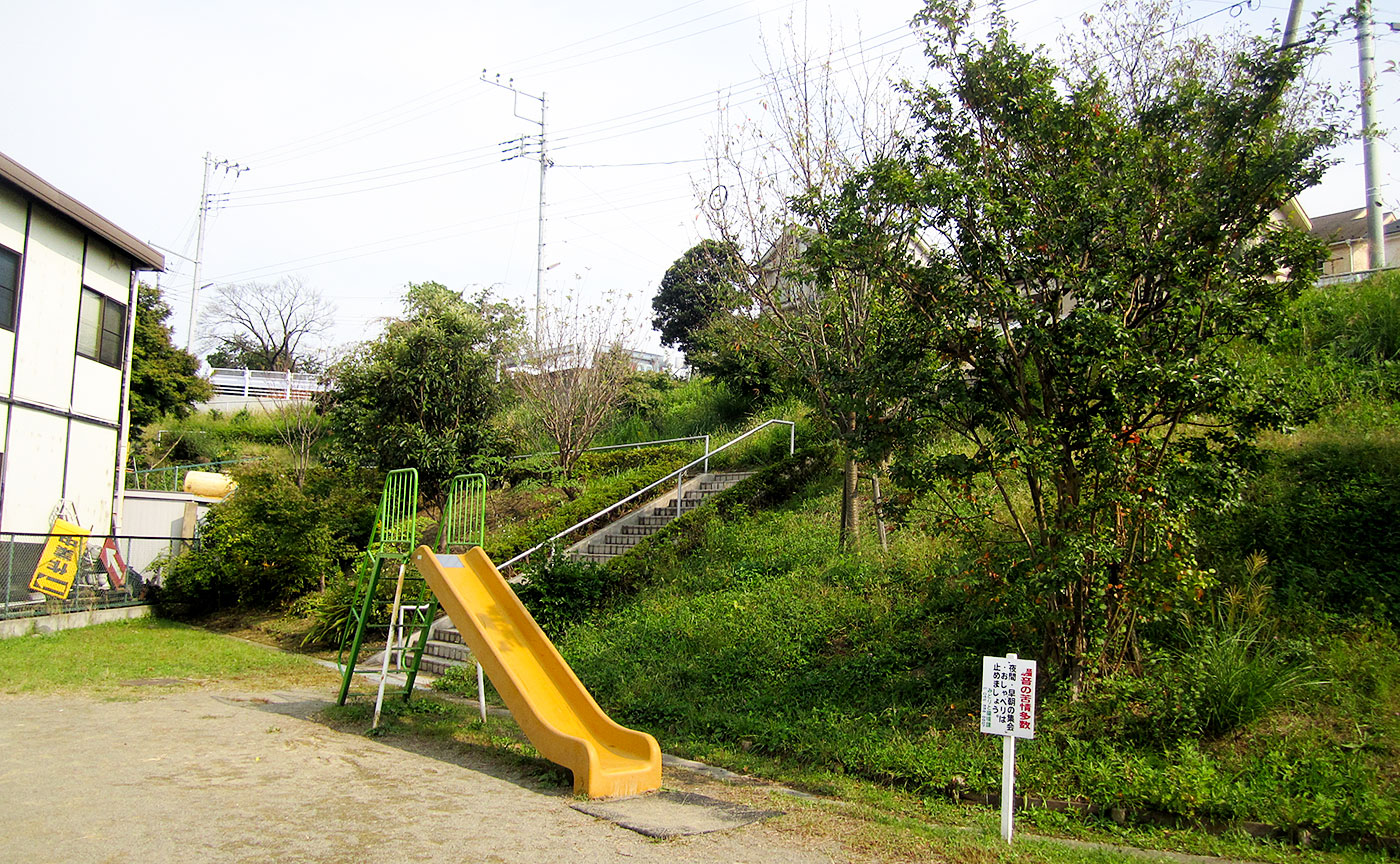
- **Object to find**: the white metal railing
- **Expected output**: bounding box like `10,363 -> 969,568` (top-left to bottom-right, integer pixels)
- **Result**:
207,367 -> 322,399
511,434 -> 713,471
499,419 -> 795,571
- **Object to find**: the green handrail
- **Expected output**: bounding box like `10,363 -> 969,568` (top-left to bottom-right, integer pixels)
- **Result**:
124,458 -> 262,492
438,473 -> 487,550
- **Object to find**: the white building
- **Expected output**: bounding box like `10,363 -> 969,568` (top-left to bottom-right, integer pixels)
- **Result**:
0,151 -> 163,535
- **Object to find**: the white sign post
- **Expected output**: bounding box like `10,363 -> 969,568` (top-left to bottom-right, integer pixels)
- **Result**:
980,653 -> 1037,843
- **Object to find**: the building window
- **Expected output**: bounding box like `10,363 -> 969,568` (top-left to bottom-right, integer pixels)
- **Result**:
76,287 -> 126,368
0,246 -> 18,331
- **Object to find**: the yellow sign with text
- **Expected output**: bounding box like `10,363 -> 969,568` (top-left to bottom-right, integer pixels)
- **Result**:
28,519 -> 90,600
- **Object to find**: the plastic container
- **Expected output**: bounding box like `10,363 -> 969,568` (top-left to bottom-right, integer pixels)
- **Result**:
182,470 -> 237,499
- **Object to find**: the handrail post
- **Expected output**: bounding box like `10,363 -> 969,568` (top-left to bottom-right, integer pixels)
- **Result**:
676,470 -> 683,518
703,435 -> 710,473
789,422 -> 795,456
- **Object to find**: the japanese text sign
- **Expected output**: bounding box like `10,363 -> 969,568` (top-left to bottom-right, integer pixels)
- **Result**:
28,518 -> 90,600
980,655 -> 1037,739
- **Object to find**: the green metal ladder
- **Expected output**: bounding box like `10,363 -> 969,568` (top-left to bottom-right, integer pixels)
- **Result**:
397,473 -> 487,697
335,468 -> 419,706
335,471 -> 487,705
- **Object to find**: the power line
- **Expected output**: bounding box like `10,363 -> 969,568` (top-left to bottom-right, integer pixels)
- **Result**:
552,158 -> 711,168
231,0 -> 797,171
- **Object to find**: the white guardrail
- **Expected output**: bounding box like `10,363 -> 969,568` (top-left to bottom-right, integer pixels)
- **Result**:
207,367 -> 323,399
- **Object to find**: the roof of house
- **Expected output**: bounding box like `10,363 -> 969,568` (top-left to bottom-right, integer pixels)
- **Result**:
1307,207 -> 1400,244
0,150 -> 164,271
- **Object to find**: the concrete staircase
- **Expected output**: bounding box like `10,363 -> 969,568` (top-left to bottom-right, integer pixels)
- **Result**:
411,469 -> 754,676
565,471 -> 753,564
411,621 -> 473,677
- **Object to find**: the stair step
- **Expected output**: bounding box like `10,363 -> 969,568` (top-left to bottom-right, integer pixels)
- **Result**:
432,627 -> 464,644
417,655 -> 465,676
421,639 -> 472,662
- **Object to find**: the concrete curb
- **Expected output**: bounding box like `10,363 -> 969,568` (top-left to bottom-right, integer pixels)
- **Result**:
0,603 -> 150,639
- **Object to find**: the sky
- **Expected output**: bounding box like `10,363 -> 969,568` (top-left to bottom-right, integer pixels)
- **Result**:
4,0 -> 1398,368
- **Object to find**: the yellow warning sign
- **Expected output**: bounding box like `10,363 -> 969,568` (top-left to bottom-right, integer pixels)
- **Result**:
28,518 -> 90,600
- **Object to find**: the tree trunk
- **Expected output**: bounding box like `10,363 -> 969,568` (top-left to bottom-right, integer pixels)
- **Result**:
839,453 -> 859,550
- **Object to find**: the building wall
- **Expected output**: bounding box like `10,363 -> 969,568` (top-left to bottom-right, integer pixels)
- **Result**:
1323,235 -> 1400,276
0,185 -> 133,535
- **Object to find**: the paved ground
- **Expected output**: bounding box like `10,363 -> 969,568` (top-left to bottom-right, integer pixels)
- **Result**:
0,688 -> 852,864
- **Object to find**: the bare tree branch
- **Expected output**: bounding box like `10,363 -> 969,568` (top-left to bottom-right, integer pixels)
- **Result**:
200,276 -> 334,372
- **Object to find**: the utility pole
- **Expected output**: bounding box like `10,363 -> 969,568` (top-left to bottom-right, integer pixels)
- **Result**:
186,153 -> 250,350
188,152 -> 212,350
1357,0 -> 1387,270
1282,0 -> 1304,46
482,71 -> 549,343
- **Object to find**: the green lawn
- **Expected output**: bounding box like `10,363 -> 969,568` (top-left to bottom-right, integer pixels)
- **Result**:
0,617 -> 334,694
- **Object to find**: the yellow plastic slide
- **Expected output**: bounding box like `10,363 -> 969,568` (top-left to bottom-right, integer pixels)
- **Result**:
412,545 -> 662,798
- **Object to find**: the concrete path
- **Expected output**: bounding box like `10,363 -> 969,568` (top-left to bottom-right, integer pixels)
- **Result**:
0,689 -> 845,864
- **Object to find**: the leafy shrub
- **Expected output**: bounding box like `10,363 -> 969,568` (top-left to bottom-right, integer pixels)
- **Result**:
514,555 -> 613,638
296,572 -> 360,647
596,374 -> 754,445
155,464 -> 374,616
431,664 -> 478,696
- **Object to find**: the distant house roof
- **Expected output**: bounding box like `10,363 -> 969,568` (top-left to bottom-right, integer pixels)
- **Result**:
0,150 -> 164,271
1307,207 -> 1400,244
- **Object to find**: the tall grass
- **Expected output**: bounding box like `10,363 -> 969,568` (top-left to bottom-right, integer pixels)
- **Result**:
1289,272 -> 1400,364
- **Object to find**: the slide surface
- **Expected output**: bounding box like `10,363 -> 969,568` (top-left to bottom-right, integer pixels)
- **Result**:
412,545 -> 661,798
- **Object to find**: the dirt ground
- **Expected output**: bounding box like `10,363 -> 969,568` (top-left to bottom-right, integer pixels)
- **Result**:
0,687 -> 860,864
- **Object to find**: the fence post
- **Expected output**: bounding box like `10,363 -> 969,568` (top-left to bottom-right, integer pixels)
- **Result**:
3,536 -> 11,617
285,370 -> 292,399
242,367 -> 251,397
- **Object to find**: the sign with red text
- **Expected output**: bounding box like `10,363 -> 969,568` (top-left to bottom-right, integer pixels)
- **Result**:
980,655 -> 1037,739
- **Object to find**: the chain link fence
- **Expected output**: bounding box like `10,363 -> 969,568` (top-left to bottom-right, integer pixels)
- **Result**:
1,533 -> 187,621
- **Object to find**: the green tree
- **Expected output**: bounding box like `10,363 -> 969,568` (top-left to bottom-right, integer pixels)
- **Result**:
699,25 -> 907,548
323,282 -> 522,502
839,0 -> 1341,689
129,282 -> 211,436
652,240 -> 745,358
